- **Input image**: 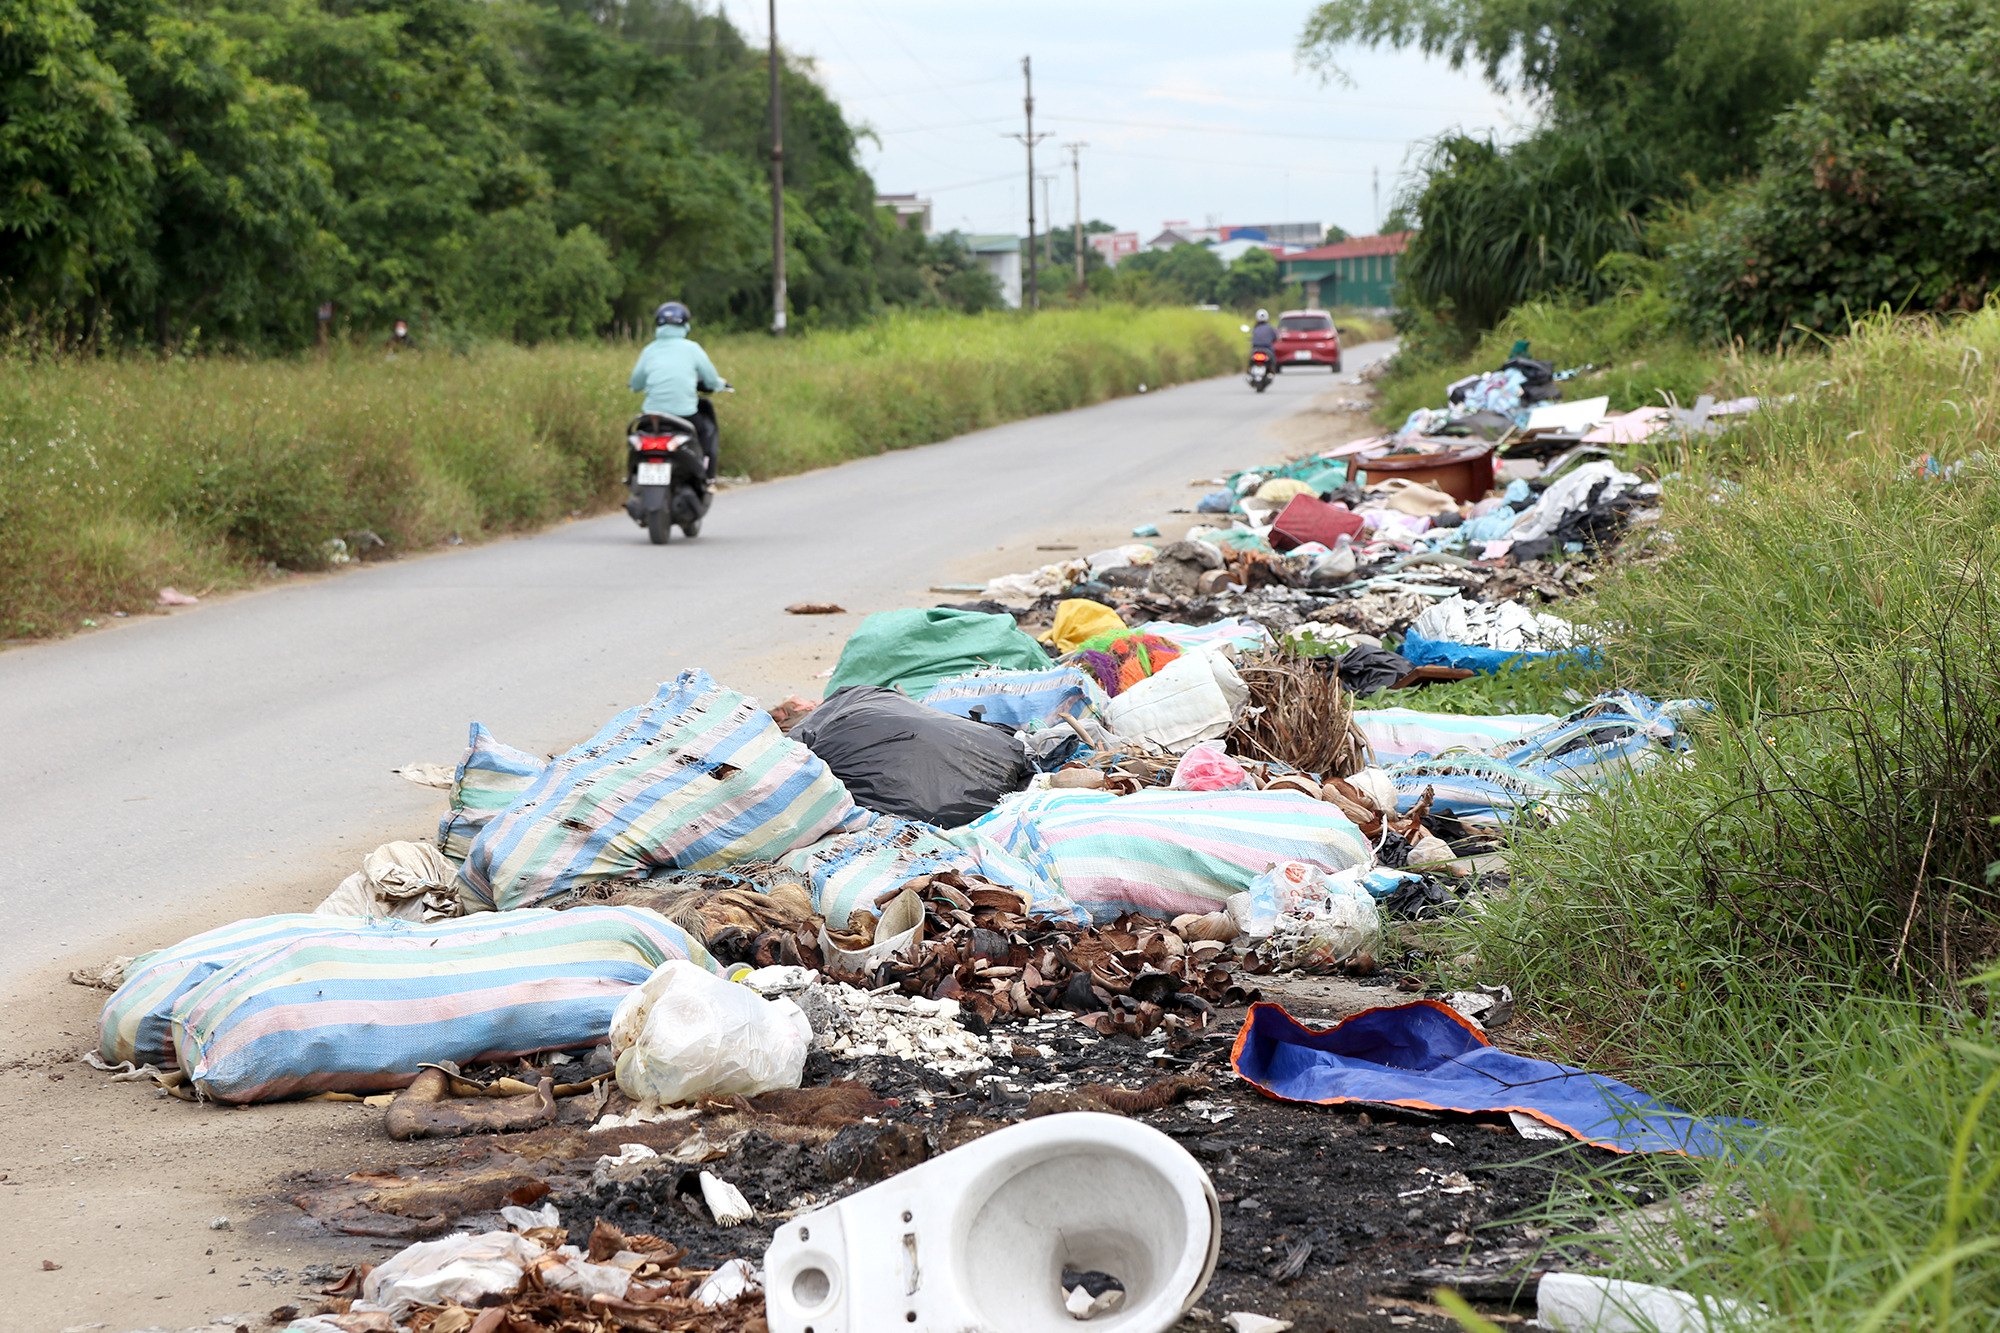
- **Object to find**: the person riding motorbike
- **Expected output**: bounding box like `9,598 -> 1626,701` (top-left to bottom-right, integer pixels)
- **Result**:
628,301 -> 725,479
1249,309 -> 1278,356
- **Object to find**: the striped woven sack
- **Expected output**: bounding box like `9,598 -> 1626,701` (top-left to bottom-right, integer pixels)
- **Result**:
1381,691 -> 1708,826
100,913 -> 338,1068
459,670 -> 862,912
782,811 -> 1080,927
169,906 -> 714,1103
919,667 -> 1107,731
437,723 -> 547,867
1352,707 -> 1558,763
969,788 -> 1371,923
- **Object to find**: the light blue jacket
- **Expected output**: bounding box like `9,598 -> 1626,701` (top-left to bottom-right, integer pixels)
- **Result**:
628,324 -> 722,416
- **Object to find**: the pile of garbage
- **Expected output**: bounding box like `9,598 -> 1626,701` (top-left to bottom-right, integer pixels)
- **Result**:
82,373 -> 1745,1333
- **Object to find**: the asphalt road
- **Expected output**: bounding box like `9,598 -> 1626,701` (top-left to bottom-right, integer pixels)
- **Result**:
0,342 -> 1394,988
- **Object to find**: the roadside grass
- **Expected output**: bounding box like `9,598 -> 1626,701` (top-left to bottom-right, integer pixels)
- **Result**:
0,305 -> 1236,638
1421,306 -> 2000,1330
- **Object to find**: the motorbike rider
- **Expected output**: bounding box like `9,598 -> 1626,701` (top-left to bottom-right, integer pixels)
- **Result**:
1249,309 -> 1278,359
628,301 -> 724,479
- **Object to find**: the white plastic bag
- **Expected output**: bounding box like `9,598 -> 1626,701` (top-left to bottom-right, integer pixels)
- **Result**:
1229,860 -> 1336,938
610,959 -> 811,1105
1105,648 -> 1249,752
360,1231 -> 544,1319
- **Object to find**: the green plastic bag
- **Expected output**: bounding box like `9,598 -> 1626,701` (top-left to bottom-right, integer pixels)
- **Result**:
826,609 -> 1052,700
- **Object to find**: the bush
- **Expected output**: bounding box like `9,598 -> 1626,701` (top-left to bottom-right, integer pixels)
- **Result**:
1392,126 -> 1675,340
1667,2 -> 2000,345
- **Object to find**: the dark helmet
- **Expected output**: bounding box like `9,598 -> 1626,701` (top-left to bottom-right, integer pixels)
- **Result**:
654,301 -> 691,328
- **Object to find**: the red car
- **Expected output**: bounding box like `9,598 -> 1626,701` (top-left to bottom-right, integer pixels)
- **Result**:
1272,309 -> 1342,372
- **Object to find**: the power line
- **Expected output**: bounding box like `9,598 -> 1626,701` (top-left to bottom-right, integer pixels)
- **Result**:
1040,114 -> 1433,145
1039,76 -> 1506,116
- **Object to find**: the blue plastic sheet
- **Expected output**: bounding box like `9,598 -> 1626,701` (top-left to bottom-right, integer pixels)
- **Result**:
1232,1000 -> 1754,1156
1400,629 -> 1572,675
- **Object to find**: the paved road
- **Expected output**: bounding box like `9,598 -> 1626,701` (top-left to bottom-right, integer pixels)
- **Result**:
0,343 -> 1393,986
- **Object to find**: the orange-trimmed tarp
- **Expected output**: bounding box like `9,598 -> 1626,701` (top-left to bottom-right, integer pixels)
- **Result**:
1231,1000 -> 1753,1156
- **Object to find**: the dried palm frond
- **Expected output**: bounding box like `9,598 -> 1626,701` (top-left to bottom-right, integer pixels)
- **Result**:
1227,651 -> 1372,779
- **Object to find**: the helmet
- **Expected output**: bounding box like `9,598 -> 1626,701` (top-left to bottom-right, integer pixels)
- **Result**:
654,301 -> 691,327
1255,309 -> 1269,321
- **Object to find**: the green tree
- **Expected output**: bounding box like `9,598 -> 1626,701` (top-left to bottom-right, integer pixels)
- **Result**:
1223,245 -> 1281,306
93,0 -> 337,347
1297,0 -> 1892,180
0,0 -> 150,335
1143,242 -> 1225,303
1298,0 -> 1919,337
1667,0 -> 2000,344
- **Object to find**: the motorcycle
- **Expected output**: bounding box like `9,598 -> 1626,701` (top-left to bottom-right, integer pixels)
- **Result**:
1247,347 -> 1275,393
623,391 -> 723,545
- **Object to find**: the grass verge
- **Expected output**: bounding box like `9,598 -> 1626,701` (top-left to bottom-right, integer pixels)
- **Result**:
1420,306 -> 2000,1330
0,306 -> 1237,638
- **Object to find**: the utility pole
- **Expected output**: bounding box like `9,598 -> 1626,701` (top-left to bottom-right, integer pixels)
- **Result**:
1039,175 -> 1055,265
768,0 -> 787,335
1006,56 -> 1051,311
1372,164 -> 1380,235
1065,142 -> 1087,295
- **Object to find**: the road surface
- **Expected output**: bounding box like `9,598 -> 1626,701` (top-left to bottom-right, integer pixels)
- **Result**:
0,343 -> 1393,989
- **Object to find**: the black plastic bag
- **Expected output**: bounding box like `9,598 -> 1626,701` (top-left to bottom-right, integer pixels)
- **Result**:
791,686 -> 1033,828
1336,644 -> 1415,697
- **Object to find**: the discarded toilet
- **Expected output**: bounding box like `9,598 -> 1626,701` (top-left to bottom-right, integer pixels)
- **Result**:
763,1111 -> 1220,1332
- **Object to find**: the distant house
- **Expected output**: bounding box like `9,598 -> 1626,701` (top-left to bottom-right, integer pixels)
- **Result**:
1144,227 -> 1198,251
1088,232 -> 1141,266
876,193 -> 933,231
964,234 -> 1023,308
1223,222 -> 1325,248
1278,231 -> 1413,308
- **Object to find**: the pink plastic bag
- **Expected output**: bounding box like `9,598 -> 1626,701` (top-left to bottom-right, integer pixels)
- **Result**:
1169,742 -> 1256,792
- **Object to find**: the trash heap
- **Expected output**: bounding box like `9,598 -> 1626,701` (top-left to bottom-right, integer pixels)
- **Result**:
85,379 -> 1747,1333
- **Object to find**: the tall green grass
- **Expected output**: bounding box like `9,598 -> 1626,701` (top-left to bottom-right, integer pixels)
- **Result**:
1425,307 -> 2000,1331
0,306 -> 1236,637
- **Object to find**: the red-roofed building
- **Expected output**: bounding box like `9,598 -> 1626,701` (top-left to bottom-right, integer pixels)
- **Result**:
1278,231 -> 1414,308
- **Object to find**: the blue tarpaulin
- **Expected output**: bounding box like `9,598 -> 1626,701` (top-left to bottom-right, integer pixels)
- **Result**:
1231,1001 -> 1754,1156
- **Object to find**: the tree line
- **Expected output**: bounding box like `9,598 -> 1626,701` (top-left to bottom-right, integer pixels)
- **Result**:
1301,0 -> 2000,346
0,0 -> 1017,350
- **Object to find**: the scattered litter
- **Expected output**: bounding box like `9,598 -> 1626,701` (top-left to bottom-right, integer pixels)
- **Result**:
389,762 -> 455,788
785,602 -> 846,615
157,587 -> 199,606
1537,1272 -> 1745,1333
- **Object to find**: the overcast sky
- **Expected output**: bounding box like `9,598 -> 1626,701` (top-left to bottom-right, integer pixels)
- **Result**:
718,0 -> 1536,242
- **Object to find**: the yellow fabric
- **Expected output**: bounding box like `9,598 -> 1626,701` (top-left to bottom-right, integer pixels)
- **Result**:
1254,477 -> 1317,504
1042,598 -> 1128,653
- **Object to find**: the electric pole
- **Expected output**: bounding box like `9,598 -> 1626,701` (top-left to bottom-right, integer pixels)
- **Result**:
1006,56 -> 1051,311
769,0 -> 787,335
1065,142 -> 1087,295
1372,164 -> 1380,235
1039,174 -> 1055,265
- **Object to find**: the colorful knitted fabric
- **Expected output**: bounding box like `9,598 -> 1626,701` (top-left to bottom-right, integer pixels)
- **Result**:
1064,631 -> 1182,698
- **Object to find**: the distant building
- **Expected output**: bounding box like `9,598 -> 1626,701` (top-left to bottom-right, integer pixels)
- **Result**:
876,193 -> 933,231
1089,232 -> 1141,266
1277,232 -> 1413,308
1144,227 -> 1198,251
964,234 -> 1023,308
1211,238 -> 1306,267
1223,222 -> 1325,247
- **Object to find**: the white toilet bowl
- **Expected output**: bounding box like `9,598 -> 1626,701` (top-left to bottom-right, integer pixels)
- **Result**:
763,1111 -> 1220,1333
